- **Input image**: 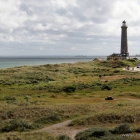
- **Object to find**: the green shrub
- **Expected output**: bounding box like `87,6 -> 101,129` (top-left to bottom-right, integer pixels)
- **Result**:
101,85 -> 112,90
133,127 -> 140,133
30,80 -> 38,84
110,124 -> 132,134
75,128 -> 111,140
63,86 -> 76,93
3,96 -> 16,101
34,114 -> 61,124
57,135 -> 72,140
98,135 -> 126,140
113,70 -> 120,73
69,113 -> 135,126
0,119 -> 32,132
127,59 -> 136,62
77,83 -> 90,90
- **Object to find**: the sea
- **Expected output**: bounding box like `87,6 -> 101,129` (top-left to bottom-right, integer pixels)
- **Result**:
0,56 -> 106,69
0,55 -> 138,69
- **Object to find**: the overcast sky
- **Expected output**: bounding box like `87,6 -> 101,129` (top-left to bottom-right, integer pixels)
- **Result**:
0,0 -> 140,56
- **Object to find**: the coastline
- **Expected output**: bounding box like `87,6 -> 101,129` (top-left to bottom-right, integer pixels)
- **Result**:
0,56 -> 107,69
0,55 -> 139,69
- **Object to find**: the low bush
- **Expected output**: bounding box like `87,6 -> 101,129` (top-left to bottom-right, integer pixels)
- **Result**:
127,59 -> 136,62
63,86 -> 76,93
69,113 -> 135,126
0,119 -> 34,132
75,124 -> 135,140
77,83 -> 90,90
34,114 -> 61,124
77,82 -> 104,91
3,96 -> 16,101
133,57 -> 138,60
75,128 -> 111,140
101,85 -> 112,90
110,124 -> 132,134
113,70 -> 120,73
57,135 -> 72,140
132,127 -> 140,133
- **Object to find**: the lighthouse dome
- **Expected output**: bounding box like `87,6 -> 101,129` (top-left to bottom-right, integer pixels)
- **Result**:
122,20 -> 127,27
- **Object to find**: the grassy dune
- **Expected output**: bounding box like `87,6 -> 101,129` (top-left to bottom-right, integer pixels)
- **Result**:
0,58 -> 140,139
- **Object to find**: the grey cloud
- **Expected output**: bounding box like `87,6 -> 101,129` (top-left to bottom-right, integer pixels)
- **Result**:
54,0 -> 115,24
56,8 -> 68,16
91,17 -> 108,24
0,27 -> 9,34
20,3 -> 33,15
0,0 -> 139,56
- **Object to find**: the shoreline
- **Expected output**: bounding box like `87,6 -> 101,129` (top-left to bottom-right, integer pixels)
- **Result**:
0,56 -> 107,69
0,56 -> 139,69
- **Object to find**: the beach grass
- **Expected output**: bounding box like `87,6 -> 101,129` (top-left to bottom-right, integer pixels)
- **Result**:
0,58 -> 140,139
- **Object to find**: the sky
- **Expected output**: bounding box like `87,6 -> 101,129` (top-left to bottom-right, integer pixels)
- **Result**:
0,0 -> 140,56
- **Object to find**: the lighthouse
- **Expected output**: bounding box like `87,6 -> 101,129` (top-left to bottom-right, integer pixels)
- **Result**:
107,20 -> 129,60
121,20 -> 129,59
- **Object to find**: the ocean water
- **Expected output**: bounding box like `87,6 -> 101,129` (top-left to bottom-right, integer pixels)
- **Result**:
0,56 -> 107,69
0,56 -> 139,69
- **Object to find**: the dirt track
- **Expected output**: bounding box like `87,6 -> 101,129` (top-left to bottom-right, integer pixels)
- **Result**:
34,120 -> 90,140
32,98 -> 140,139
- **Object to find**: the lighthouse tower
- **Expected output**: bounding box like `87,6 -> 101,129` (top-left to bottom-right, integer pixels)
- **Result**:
121,20 -> 129,59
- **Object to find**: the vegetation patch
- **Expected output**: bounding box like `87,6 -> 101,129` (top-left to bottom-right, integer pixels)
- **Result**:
69,113 -> 136,126
101,84 -> 112,90
3,96 -> 16,101
34,114 -> 61,124
110,123 -> 132,134
57,135 -> 72,140
75,128 -> 111,140
0,132 -> 55,140
75,124 -> 137,140
0,119 -> 40,132
0,59 -> 140,139
62,86 -> 76,93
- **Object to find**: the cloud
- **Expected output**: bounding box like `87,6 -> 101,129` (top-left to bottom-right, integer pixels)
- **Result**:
71,47 -> 77,50
0,0 -> 140,56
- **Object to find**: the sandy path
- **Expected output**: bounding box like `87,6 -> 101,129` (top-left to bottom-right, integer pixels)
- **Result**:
125,98 -> 140,102
33,120 -> 90,140
32,98 -> 140,139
